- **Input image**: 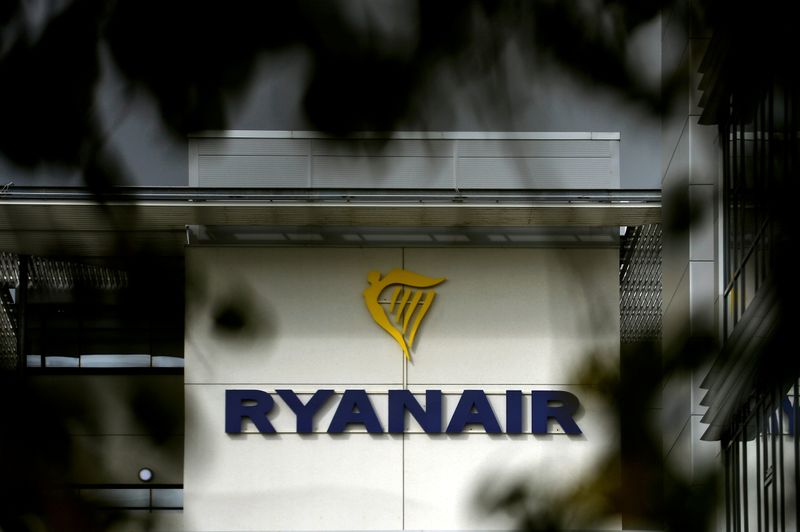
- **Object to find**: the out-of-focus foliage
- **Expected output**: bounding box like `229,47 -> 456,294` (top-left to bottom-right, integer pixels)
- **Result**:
2,0 -> 799,531
2,0 -> 672,188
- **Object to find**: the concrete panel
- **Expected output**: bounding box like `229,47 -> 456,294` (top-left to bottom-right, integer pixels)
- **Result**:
689,120 -> 718,185
404,388 -> 618,530
690,415 -> 719,483
689,260 -> 715,336
663,115 -> 690,188
661,126 -> 689,308
692,360 -> 712,416
662,371 -> 692,455
186,384 -> 614,531
661,45 -> 690,178
404,248 -> 619,386
689,184 -> 715,260
664,417 -> 692,480
662,263 -> 690,359
186,247 -> 403,385
184,431 -> 402,531
661,0 -> 689,61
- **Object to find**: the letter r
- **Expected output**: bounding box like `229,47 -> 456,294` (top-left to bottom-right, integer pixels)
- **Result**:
225,389 -> 276,433
531,390 -> 582,435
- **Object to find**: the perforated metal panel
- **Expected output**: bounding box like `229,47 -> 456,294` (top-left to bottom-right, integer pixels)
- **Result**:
0,252 -> 16,369
619,224 -> 662,343
190,132 -> 621,189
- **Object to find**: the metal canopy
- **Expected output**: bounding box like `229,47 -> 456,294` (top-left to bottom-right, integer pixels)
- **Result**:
0,187 -> 660,256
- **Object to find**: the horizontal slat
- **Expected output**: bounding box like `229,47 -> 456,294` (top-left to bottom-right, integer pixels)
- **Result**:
457,158 -> 616,189
198,155 -> 308,187
457,140 -> 612,158
196,138 -> 309,156
312,156 -> 453,188
312,139 -> 453,157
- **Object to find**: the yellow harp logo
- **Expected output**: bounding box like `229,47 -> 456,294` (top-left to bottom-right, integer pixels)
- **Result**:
363,269 -> 446,361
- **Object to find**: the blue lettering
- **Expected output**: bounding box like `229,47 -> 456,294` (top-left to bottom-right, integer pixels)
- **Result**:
505,390 -> 523,434
225,387 -> 584,436
531,390 -> 582,435
446,389 -> 501,433
388,390 -> 442,433
277,389 -> 334,433
225,389 -> 276,434
328,389 -> 383,433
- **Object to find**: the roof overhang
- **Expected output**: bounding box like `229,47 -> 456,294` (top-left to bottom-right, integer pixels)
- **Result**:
0,187 -> 660,256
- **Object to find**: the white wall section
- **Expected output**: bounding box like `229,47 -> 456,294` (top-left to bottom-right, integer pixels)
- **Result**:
184,247 -> 620,531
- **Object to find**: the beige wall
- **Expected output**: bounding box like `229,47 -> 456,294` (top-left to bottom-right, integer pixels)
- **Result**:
184,246 -> 620,531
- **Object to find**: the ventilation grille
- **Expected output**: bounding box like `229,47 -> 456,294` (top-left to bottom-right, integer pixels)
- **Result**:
0,252 -> 18,368
191,134 -> 620,190
620,224 -> 662,343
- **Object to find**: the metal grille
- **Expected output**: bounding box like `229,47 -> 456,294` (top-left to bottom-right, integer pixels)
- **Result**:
28,256 -> 128,291
619,224 -> 662,343
0,251 -> 18,286
0,252 -> 18,369
0,253 -> 131,371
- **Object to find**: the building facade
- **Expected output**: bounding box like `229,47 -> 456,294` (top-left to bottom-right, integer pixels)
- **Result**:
1,131 -> 659,530
10,4 -> 797,530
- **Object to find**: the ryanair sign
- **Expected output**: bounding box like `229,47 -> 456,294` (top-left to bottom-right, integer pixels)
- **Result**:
363,268 -> 445,362
225,389 -> 582,435
224,269 -> 584,436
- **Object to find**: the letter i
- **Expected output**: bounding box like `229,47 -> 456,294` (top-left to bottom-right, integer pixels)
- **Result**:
506,390 -> 523,434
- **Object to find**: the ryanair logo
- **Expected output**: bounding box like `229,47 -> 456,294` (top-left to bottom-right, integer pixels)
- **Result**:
363,269 -> 446,361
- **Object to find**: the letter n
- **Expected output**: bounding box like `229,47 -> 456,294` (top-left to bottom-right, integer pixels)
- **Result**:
388,390 -> 442,433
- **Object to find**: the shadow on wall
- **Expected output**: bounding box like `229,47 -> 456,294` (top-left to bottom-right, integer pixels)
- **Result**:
473,339 -> 719,531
